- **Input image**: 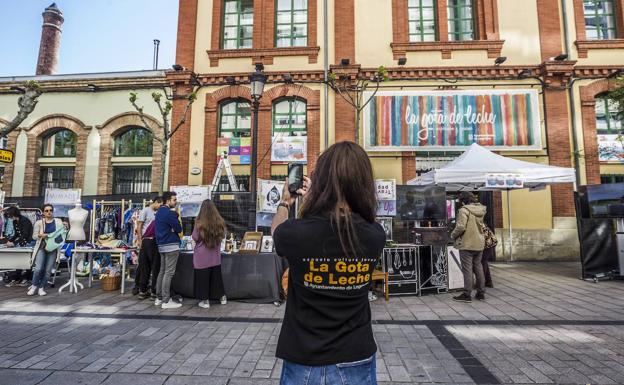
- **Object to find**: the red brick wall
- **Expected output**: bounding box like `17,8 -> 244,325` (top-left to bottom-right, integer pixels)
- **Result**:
580,79 -> 614,185
537,0 -> 564,61
203,85 -> 321,185
36,6 -> 63,75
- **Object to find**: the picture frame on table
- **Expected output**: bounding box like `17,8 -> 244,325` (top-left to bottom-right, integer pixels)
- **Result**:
260,236 -> 274,253
244,241 -> 257,250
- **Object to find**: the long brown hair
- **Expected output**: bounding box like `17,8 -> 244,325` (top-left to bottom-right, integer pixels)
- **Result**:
299,141 -> 377,257
194,200 -> 226,249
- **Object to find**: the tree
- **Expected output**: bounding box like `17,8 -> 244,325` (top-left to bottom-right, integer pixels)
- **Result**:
1,81 -> 43,138
129,89 -> 198,194
326,66 -> 388,144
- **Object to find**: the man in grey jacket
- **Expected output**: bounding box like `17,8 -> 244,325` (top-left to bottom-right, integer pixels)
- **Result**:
451,192 -> 486,303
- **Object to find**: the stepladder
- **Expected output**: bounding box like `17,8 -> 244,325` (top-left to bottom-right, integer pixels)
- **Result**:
211,152 -> 240,193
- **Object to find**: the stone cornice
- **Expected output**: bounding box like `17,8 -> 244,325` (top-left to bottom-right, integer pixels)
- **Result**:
0,76 -> 167,94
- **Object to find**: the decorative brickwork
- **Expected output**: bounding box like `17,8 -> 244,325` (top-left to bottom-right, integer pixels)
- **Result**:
580,79 -> 616,185
20,115 -> 89,197
391,0 -> 503,59
208,0 -> 319,66
573,0 -> 624,58
96,113 -> 164,195
402,153 -> 416,184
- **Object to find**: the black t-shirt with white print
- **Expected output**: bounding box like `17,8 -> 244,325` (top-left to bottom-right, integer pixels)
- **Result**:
274,214 -> 386,366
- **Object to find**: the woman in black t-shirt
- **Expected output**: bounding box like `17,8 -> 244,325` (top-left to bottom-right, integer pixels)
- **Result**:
272,141 -> 386,385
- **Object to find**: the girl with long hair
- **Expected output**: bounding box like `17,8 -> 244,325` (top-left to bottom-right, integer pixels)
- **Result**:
192,199 -> 227,308
271,141 -> 386,385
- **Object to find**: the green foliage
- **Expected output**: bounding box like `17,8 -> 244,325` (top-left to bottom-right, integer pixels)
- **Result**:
377,65 -> 389,82
129,92 -> 137,103
24,80 -> 41,90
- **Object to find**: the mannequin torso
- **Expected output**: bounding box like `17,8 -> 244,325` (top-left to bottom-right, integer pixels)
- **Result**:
68,203 -> 88,241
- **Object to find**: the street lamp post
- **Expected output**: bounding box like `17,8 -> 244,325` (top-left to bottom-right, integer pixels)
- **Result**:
249,64 -> 267,230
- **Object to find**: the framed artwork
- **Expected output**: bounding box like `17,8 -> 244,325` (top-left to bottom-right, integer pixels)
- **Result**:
261,236 -> 274,253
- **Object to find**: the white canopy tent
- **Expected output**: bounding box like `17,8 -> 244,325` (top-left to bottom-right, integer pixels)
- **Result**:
407,143 -> 577,260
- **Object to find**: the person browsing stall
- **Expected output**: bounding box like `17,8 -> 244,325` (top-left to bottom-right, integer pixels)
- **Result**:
3,207 -> 34,287
135,196 -> 163,299
192,199 -> 227,309
29,204 -> 65,296
154,191 -> 183,309
271,141 -> 386,385
451,191 -> 487,303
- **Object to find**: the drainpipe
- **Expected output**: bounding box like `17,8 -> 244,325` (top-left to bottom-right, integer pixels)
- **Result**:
323,0 -> 329,150
561,0 -> 582,187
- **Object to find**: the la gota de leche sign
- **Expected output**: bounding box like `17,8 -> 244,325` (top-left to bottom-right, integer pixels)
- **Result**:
305,259 -> 372,286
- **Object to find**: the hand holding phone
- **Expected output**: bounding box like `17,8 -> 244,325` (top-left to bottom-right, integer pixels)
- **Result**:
288,163 -> 304,195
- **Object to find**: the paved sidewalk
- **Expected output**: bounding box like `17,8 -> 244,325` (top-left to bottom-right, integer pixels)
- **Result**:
0,262 -> 622,384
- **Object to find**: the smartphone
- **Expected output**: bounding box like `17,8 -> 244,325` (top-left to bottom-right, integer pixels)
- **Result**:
288,163 -> 304,195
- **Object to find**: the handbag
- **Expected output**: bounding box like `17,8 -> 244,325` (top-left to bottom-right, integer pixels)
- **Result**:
482,223 -> 498,249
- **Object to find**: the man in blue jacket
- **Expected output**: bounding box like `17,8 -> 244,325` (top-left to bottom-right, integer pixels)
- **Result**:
154,191 -> 183,309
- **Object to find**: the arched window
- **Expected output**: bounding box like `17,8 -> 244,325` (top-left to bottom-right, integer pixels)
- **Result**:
219,100 -> 251,138
41,129 -> 76,157
595,94 -> 624,166
114,127 -> 153,156
272,98 -> 307,136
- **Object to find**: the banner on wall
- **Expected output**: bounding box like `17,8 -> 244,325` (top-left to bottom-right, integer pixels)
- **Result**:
44,188 -> 81,217
598,134 -> 624,163
217,137 -> 251,165
363,90 -> 542,151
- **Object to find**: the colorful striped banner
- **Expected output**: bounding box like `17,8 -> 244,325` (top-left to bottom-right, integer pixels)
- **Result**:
364,90 -> 541,151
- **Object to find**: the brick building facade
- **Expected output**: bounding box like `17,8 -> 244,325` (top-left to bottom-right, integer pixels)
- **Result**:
167,0 -> 624,260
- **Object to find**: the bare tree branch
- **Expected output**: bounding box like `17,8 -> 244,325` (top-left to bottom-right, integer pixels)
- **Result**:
1,81 -> 43,138
169,99 -> 193,139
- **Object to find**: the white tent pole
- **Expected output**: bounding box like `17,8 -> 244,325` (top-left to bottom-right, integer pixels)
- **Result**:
507,189 -> 513,262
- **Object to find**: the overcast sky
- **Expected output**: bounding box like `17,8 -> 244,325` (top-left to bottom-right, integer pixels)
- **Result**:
0,0 -> 179,76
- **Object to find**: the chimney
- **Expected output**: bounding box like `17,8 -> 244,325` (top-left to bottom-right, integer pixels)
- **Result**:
36,3 -> 64,75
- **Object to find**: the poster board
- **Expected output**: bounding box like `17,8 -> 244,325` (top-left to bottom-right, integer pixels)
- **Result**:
217,137 -> 251,165
171,185 -> 211,217
447,246 -> 464,290
376,179 -> 397,217
271,136 -> 307,163
257,179 -> 286,214
44,188 -> 81,218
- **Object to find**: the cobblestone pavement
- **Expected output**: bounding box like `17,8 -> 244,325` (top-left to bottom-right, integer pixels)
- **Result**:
0,262 -> 623,385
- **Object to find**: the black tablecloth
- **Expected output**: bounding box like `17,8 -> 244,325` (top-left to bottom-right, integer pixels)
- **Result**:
172,251 -> 285,303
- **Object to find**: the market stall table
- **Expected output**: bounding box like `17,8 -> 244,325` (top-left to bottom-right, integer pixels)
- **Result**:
0,247 -> 33,272
59,247 -> 135,294
173,251 -> 285,303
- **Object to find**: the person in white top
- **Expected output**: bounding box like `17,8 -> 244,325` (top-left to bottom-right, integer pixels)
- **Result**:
134,196 -> 163,299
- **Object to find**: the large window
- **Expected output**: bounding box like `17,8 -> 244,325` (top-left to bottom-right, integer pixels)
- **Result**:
584,0 -> 617,40
276,0 -> 308,47
39,167 -> 75,196
112,166 -> 152,194
595,96 -> 622,134
408,0 -> 436,42
447,0 -> 474,41
222,0 -> 254,49
272,98 -> 307,136
601,174 -> 624,184
114,127 -> 153,156
219,100 -> 251,138
41,129 -> 76,157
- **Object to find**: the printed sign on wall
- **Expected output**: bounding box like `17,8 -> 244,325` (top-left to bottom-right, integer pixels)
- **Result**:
375,179 -> 396,201
217,137 -> 251,165
598,134 -> 624,163
364,90 -> 542,151
44,188 -> 81,218
271,136 -> 307,163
